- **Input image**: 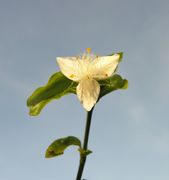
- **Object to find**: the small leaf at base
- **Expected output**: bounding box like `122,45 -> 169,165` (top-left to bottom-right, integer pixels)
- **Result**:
78,148 -> 92,157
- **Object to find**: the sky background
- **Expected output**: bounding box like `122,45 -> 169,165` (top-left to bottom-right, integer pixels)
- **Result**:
0,0 -> 169,180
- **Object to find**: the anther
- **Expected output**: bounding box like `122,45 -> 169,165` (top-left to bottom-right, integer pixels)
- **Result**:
86,48 -> 91,53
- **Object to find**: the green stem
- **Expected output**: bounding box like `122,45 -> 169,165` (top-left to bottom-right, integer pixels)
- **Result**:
76,107 -> 94,180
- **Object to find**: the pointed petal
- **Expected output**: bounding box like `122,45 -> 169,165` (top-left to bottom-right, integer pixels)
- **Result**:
76,79 -> 100,111
57,57 -> 80,81
92,54 -> 120,80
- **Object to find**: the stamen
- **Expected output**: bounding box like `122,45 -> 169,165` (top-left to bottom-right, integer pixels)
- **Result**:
82,53 -> 87,59
86,47 -> 91,54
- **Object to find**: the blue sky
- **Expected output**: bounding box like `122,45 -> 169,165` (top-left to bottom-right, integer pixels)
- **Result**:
0,0 -> 169,179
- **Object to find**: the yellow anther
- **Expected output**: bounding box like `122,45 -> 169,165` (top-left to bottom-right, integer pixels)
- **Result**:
86,47 -> 91,53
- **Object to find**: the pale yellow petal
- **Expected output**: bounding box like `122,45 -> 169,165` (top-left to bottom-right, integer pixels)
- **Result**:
57,57 -> 80,81
91,54 -> 120,80
76,79 -> 100,111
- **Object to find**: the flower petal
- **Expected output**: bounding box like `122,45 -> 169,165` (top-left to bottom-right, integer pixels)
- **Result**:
92,54 -> 120,80
57,57 -> 80,81
76,79 -> 100,111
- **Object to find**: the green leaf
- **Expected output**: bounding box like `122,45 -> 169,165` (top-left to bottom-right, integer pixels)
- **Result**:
99,74 -> 128,98
45,136 -> 81,158
27,72 -> 77,116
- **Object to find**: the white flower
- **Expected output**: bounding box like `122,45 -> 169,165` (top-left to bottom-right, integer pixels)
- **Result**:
56,48 -> 120,111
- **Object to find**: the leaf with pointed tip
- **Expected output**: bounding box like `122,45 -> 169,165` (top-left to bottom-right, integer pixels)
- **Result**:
78,149 -> 92,157
45,136 -> 81,158
27,72 -> 77,116
99,74 -> 128,99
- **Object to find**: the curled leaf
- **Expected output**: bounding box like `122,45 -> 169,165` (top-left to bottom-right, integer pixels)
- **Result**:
45,136 -> 81,158
99,74 -> 128,99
